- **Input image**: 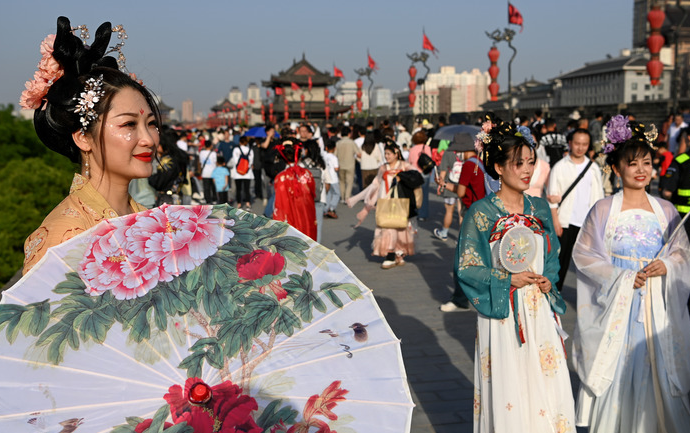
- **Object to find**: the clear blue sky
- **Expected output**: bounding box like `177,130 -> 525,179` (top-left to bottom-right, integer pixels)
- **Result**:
1,0 -> 633,116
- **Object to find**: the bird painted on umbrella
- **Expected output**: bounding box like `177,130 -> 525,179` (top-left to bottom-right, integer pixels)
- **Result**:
28,413 -> 84,433
319,322 -> 369,357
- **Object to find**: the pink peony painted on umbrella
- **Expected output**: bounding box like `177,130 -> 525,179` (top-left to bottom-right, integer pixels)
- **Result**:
79,205 -> 234,299
79,214 -> 161,300
138,204 -> 235,277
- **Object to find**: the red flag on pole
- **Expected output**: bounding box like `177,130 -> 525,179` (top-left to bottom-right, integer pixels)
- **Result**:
308,76 -> 313,91
291,82 -> 300,91
422,32 -> 439,56
333,66 -> 344,78
367,52 -> 379,71
508,3 -> 524,32
275,87 -> 283,95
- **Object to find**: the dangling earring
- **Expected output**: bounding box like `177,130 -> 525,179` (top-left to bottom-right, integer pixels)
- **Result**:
498,176 -> 502,190
84,152 -> 91,179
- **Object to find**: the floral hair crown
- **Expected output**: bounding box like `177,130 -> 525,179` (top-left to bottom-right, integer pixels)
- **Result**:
474,113 -> 534,154
19,20 -> 132,112
602,114 -> 658,154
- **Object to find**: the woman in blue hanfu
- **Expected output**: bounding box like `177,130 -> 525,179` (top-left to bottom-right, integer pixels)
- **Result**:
455,115 -> 575,433
572,116 -> 690,433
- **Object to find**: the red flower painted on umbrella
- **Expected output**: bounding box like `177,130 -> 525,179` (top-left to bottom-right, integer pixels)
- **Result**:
288,381 -> 349,433
237,250 -> 287,300
164,377 -> 262,433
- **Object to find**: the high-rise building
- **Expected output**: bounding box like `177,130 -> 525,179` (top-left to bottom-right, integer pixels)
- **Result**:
181,99 -> 194,123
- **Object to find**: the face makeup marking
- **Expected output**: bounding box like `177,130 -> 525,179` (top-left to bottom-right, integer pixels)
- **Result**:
140,108 -> 144,115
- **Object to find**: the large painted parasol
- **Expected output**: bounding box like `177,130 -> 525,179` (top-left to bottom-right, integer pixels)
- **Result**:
0,204 -> 413,432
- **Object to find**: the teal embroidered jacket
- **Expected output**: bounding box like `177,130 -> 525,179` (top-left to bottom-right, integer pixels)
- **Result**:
454,193 -> 566,319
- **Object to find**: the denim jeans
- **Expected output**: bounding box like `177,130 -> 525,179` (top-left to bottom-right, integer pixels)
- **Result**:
417,173 -> 431,219
326,183 -> 341,211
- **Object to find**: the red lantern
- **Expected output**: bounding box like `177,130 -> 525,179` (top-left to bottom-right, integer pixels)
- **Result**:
647,60 -> 664,86
300,93 -> 305,101
488,46 -> 501,101
408,65 -> 417,80
269,102 -> 274,116
284,99 -> 289,122
324,88 -> 330,99
489,65 -> 500,80
408,80 -> 417,92
489,82 -> 500,101
647,6 -> 665,29
408,93 -> 416,108
356,90 -> 363,100
646,5 -> 666,87
488,46 -> 500,63
356,100 -> 363,112
266,90 -> 270,99
325,105 -> 330,119
356,78 -> 363,89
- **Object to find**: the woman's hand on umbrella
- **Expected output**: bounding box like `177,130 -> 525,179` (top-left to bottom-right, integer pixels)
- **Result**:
642,260 -> 667,278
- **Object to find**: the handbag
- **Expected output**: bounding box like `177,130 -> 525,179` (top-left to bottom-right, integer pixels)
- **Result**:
417,142 -> 436,175
376,185 -> 410,229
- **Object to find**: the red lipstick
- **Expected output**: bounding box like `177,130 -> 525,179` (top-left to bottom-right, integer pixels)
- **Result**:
134,152 -> 152,162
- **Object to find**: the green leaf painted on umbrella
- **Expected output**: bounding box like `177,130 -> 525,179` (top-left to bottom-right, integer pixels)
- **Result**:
269,237 -> 310,267
321,288 -> 343,308
77,307 -> 114,344
0,304 -> 27,343
217,321 -> 244,359
256,223 -> 289,244
186,267 -> 202,292
147,404 -> 172,432
53,272 -> 87,294
231,223 -> 259,244
159,283 -> 195,317
274,306 -> 301,337
320,283 -> 363,304
244,292 -> 280,335
256,399 -> 298,430
179,349 -> 205,378
288,271 -> 325,322
37,312 -> 81,364
150,291 -> 168,332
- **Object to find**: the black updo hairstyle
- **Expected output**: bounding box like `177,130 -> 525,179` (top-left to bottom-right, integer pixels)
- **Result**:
33,16 -> 161,165
480,112 -> 535,180
277,139 -> 299,163
384,141 -> 403,161
605,120 -> 654,169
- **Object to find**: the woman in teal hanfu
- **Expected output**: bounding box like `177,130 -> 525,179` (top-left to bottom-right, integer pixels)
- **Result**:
455,118 -> 575,433
572,116 -> 690,433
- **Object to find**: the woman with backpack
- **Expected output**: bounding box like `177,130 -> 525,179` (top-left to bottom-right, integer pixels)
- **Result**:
231,136 -> 254,211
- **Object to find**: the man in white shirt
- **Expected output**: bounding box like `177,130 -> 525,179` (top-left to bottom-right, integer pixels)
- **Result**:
547,129 -> 604,291
668,113 -> 688,155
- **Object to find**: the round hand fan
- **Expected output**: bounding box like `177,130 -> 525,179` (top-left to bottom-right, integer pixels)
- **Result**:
498,225 -> 537,273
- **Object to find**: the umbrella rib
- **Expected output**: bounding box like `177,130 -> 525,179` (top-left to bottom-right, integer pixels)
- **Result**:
100,341 -> 187,383
0,354 -> 171,390
0,398 -> 163,421
244,339 -> 402,380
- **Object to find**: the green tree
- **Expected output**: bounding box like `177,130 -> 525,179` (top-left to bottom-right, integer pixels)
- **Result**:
0,105 -> 75,284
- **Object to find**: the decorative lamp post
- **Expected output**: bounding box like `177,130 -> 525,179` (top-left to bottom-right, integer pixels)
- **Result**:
406,52 -> 430,115
486,28 -> 517,120
300,93 -> 306,119
284,97 -> 289,122
488,46 -> 500,101
408,65 -> 417,108
324,88 -> 330,120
